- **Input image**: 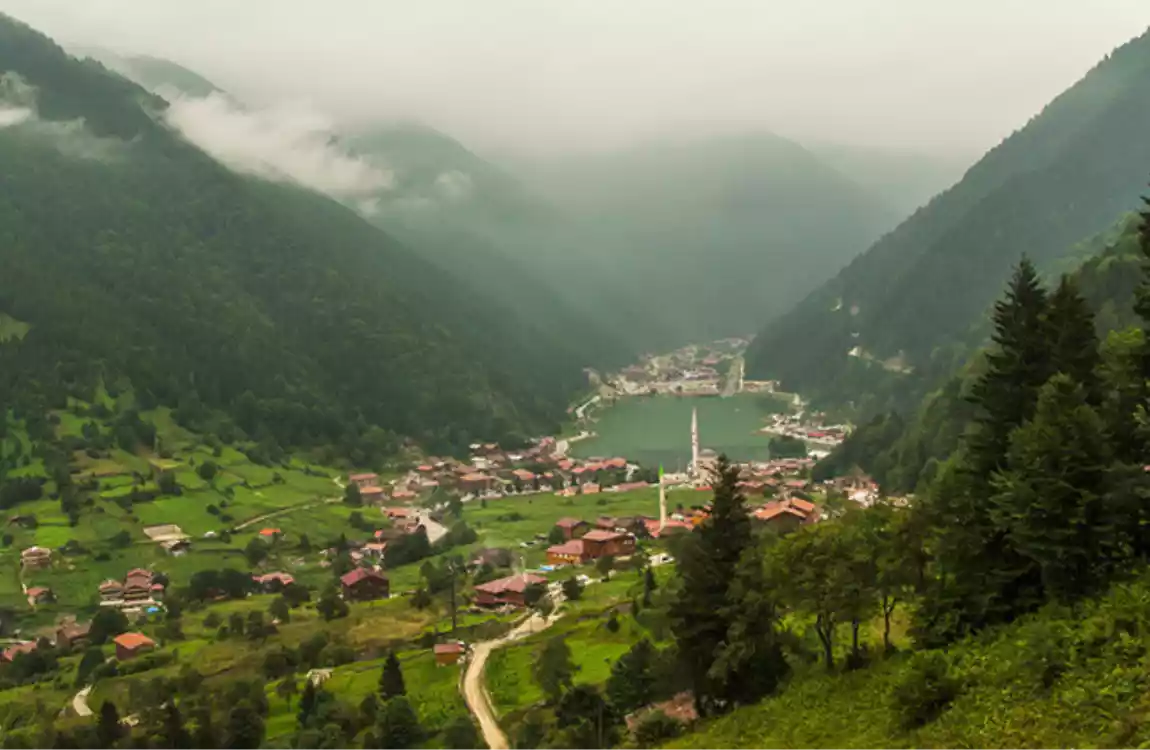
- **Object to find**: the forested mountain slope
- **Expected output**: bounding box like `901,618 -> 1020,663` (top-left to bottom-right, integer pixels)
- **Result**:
746,27 -> 1150,415
0,14 -> 583,459
816,213 -> 1145,494
512,134 -> 899,349
91,52 -> 637,369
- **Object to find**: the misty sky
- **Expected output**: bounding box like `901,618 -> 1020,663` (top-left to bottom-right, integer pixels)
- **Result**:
3,0 -> 1150,158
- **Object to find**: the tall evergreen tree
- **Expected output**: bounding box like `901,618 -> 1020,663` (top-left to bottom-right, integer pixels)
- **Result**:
710,539 -> 790,701
1046,275 -> 1102,403
606,639 -> 658,714
669,455 -> 756,715
96,701 -> 124,748
379,651 -> 406,700
157,701 -> 191,749
992,374 -> 1120,601
965,255 -> 1053,478
917,257 -> 1054,643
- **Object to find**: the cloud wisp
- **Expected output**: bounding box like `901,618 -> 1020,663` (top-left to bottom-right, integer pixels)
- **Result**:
163,92 -> 394,200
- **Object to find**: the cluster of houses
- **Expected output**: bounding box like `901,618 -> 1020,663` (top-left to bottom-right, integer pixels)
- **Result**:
98,568 -> 166,612
764,412 -> 850,447
1,627 -> 155,665
346,442 -> 635,507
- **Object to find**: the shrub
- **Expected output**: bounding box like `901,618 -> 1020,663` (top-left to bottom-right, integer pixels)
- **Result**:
634,711 -> 684,747
890,651 -> 962,729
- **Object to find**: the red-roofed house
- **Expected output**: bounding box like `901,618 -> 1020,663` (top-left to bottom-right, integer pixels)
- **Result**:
474,573 -> 548,608
349,473 -> 380,489
581,530 -> 635,559
258,528 -> 282,541
547,539 -> 591,565
459,473 -> 495,494
1,642 -> 37,662
603,457 -> 628,470
434,641 -> 467,666
360,485 -> 386,502
114,633 -> 156,661
26,586 -> 54,606
644,518 -> 693,538
364,542 -> 388,559
555,518 -> 590,540
252,572 -> 295,592
340,568 -> 389,601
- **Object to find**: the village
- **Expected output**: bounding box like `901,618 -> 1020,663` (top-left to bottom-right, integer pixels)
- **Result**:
0,339 -> 879,747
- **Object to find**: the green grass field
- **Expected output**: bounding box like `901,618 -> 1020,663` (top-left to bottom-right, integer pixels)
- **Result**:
571,393 -> 791,468
0,313 -> 30,342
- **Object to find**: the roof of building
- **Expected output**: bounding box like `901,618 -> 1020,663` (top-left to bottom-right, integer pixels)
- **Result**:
460,472 -> 489,482
547,539 -> 586,556
99,579 -> 124,591
789,497 -> 817,513
259,528 -> 282,536
434,642 -> 467,655
58,622 -> 91,639
2,642 -> 37,662
754,505 -> 807,522
125,568 -> 153,580
21,546 -> 49,557
474,573 -> 547,595
604,458 -> 627,469
360,486 -> 385,495
349,473 -> 379,481
340,568 -> 388,587
582,529 -> 627,542
555,517 -> 587,529
253,572 -> 295,586
114,633 -> 156,651
25,586 -> 51,597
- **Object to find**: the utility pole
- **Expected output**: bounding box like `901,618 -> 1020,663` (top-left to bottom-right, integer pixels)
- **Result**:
448,560 -> 459,634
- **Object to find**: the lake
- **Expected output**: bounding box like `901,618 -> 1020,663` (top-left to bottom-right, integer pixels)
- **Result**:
570,392 -> 789,469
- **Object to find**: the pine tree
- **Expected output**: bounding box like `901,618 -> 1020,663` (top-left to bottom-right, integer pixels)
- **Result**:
373,697 -> 422,749
96,701 -> 124,748
917,257 -> 1054,643
669,455 -> 755,715
992,374 -> 1119,601
379,651 -> 406,700
710,539 -> 790,702
297,681 -> 318,728
966,255 -> 1053,478
606,639 -> 658,714
533,636 -> 577,703
1046,275 -> 1101,402
157,701 -> 191,749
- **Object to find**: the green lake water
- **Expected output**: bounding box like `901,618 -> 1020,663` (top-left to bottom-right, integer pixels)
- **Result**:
570,393 -> 787,469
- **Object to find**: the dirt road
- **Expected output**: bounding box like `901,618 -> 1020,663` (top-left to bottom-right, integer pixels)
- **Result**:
72,686 -> 92,717
462,612 -> 559,750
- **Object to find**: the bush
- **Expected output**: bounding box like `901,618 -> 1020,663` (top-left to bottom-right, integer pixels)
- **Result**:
634,711 -> 684,747
890,651 -> 962,729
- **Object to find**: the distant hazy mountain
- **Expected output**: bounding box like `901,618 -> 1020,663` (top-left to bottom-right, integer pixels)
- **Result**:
342,122 -> 636,368
745,27 -> 1150,417
510,133 -> 900,349
806,142 -> 972,217
69,46 -> 228,99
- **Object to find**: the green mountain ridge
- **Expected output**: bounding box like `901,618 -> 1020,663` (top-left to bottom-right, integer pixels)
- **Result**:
0,14 -> 582,461
745,26 -> 1150,417
815,213 -> 1146,493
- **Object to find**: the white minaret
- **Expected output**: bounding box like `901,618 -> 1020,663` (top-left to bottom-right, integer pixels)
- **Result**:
658,468 -> 667,531
690,407 -> 700,475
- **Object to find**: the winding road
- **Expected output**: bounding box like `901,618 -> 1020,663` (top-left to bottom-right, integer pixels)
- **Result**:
462,610 -> 561,749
